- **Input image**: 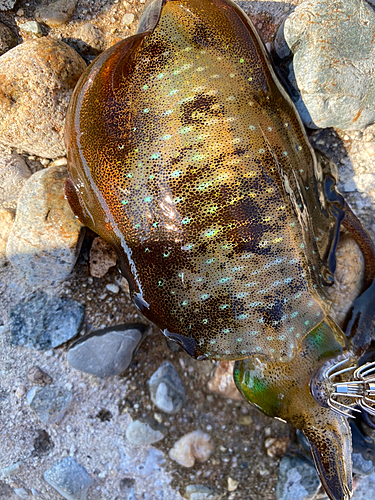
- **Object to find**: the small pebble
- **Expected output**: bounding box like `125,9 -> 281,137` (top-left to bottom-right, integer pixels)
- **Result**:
169,430 -> 214,467
122,13 -> 135,25
149,362 -> 185,414
227,477 -> 239,492
44,457 -> 94,500
0,461 -> 22,477
27,366 -> 53,385
207,361 -> 242,400
0,208 -> 15,261
125,417 -> 167,446
185,484 -> 220,500
28,386 -> 73,424
67,324 -> 147,377
35,0 -> 78,27
15,385 -> 26,398
18,21 -> 43,36
264,437 -> 290,459
14,487 -> 29,499
106,283 -> 120,294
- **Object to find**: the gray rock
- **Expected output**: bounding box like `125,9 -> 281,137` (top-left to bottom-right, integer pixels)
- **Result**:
276,455 -> 320,500
148,361 -> 185,414
0,38 -> 86,158
28,386 -> 73,424
352,472 -> 375,498
35,0 -> 78,27
0,154 -> 31,210
185,484 -> 220,500
352,451 -> 375,476
27,366 -> 53,385
9,291 -> 84,350
6,166 -> 85,287
44,457 -> 94,500
125,417 -> 167,446
14,487 -> 29,498
0,0 -> 15,10
19,21 -> 44,36
67,324 -> 147,377
0,461 -> 22,477
0,479 -> 13,495
276,0 -> 375,130
0,22 -> 17,56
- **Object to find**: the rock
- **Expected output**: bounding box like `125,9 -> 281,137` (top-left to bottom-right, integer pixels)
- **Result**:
0,38 -> 86,157
169,431 -> 214,468
207,361 -> 242,400
0,461 -> 22,477
352,472 -> 375,499
0,480 -> 13,495
276,0 -> 375,130
0,0 -> 15,10
44,457 -> 94,500
27,366 -> 53,385
106,283 -> 120,293
125,417 -> 167,445
325,235 -> 364,327
350,422 -> 375,476
264,437 -> 290,459
9,291 -> 84,350
148,362 -> 185,414
0,208 -> 14,262
0,154 -> 31,210
35,0 -> 78,27
73,23 -> 105,55
27,386 -> 73,424
122,13 -> 135,26
0,22 -> 17,56
89,236 -> 117,278
67,324 -> 147,377
19,21 -> 44,36
14,487 -> 29,498
185,484 -> 220,500
6,166 -> 85,287
227,477 -> 239,492
276,455 -> 320,500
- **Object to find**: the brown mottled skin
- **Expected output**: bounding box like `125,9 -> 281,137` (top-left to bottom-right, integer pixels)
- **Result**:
65,1 -> 375,499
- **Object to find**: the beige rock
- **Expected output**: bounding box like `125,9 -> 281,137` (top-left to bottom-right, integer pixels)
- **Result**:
326,234 -> 365,327
89,236 -> 117,278
0,207 -> 15,261
169,430 -> 214,467
35,0 -> 78,27
0,38 -> 86,158
73,23 -> 106,54
207,361 -> 242,401
6,165 -> 84,287
0,154 -> 31,210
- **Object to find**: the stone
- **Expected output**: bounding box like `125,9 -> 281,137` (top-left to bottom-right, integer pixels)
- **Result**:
9,291 -> 84,350
106,283 -> 120,293
352,472 -> 375,498
227,477 -> 239,492
122,13 -> 135,26
89,236 -> 117,278
35,0 -> 78,27
0,0 -> 15,10
67,324 -> 147,377
325,235 -> 364,327
73,23 -> 105,54
148,362 -> 185,414
125,417 -> 167,446
264,437 -> 290,459
6,166 -> 85,287
19,21 -> 44,36
44,457 -> 94,500
14,487 -> 29,498
0,22 -> 17,56
0,38 -> 86,158
207,361 -> 242,400
28,386 -> 73,424
276,455 -> 320,500
0,208 -> 14,262
0,461 -> 22,477
27,366 -> 53,385
0,480 -> 13,495
0,154 -> 31,210
185,484 -> 220,500
169,431 -> 214,468
275,0 -> 375,130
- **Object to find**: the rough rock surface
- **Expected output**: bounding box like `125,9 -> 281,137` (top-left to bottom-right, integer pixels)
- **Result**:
27,386 -> 73,424
0,38 -> 86,158
6,165 -> 84,287
67,324 -> 147,377
0,154 -> 31,210
275,0 -> 375,130
0,21 -> 17,55
169,431 -> 214,468
0,208 -> 14,262
126,417 -> 167,446
43,457 -> 94,500
0,0 -> 15,10
89,236 -> 117,278
9,291 -> 84,350
35,0 -> 78,27
276,455 -> 320,500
